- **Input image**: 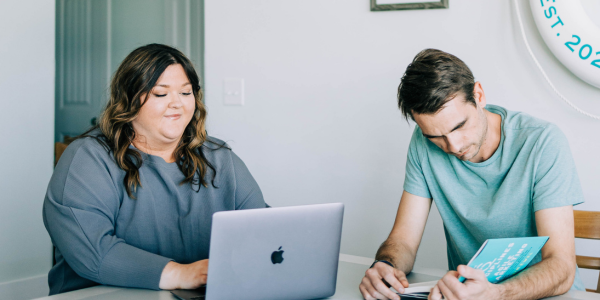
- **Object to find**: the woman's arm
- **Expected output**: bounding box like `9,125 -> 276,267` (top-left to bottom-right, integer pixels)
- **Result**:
230,151 -> 267,210
43,141 -> 172,290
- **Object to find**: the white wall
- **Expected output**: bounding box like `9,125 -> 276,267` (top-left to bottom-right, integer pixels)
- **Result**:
0,0 -> 54,298
205,0 -> 600,290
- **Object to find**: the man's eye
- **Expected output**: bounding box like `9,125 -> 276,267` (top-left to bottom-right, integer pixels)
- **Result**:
154,93 -> 167,97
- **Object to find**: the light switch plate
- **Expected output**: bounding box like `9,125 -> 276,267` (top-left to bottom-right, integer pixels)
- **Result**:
223,78 -> 244,106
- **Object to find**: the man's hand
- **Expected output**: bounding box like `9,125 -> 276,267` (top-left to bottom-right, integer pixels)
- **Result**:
359,262 -> 410,300
358,191 -> 432,299
159,259 -> 209,290
429,265 -> 501,300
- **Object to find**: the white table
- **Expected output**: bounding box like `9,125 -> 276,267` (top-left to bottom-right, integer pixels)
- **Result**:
33,255 -> 600,300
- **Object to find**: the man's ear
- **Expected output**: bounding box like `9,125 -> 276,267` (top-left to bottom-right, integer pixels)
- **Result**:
473,81 -> 486,108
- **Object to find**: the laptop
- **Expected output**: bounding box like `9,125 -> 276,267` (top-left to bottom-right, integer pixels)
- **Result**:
171,202 -> 344,300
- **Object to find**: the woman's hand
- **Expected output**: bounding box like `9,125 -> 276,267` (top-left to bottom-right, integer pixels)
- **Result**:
159,259 -> 209,290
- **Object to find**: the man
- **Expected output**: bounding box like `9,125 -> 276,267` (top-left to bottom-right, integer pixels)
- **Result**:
359,49 -> 585,300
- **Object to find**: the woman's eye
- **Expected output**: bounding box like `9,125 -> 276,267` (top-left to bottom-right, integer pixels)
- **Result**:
153,93 -> 167,97
182,92 -> 192,96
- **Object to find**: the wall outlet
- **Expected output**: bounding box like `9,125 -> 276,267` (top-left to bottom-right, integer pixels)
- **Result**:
223,78 -> 244,106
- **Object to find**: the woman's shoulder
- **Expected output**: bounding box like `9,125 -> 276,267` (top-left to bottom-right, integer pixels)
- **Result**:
200,136 -> 232,156
56,130 -> 114,169
50,130 -> 122,199
198,136 -> 236,167
202,136 -> 230,150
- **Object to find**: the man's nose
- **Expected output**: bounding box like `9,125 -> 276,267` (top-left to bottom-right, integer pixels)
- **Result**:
445,135 -> 462,154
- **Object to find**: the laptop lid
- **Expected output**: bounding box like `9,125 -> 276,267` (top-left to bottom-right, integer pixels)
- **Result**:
205,203 -> 344,300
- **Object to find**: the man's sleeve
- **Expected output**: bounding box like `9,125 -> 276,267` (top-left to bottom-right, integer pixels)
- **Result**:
532,124 -> 584,211
43,142 -> 172,290
403,127 -> 432,199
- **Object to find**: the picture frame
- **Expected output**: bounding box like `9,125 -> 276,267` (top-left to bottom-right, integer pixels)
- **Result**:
370,0 -> 449,11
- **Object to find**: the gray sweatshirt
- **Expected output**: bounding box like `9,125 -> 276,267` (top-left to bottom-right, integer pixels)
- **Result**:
43,134 -> 267,295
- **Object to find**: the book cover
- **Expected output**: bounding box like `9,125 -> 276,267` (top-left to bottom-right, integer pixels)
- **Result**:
458,236 -> 549,283
396,236 -> 549,298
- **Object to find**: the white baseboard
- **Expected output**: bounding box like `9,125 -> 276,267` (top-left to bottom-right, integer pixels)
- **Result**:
0,274 -> 48,300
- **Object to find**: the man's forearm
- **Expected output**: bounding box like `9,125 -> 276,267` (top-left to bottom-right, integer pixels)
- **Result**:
497,256 -> 575,300
375,238 -> 417,275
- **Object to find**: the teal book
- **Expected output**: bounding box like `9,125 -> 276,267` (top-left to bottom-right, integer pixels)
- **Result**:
458,236 -> 549,283
397,237 -> 549,298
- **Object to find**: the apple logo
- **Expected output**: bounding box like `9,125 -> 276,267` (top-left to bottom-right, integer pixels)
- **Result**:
271,246 -> 284,264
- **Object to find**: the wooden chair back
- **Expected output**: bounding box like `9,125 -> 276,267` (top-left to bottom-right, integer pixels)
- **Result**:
574,210 -> 600,293
54,136 -> 75,166
54,142 -> 68,166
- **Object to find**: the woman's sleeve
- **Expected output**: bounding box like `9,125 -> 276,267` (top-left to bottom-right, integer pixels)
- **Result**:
43,142 -> 172,290
230,151 -> 268,209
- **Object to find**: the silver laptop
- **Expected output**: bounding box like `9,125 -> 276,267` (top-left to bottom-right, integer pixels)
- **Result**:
200,202 -> 344,300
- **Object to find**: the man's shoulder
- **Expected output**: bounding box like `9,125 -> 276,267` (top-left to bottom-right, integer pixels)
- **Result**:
411,125 -> 432,143
408,125 -> 429,151
492,105 -> 562,139
493,105 -> 549,131
495,106 -> 568,153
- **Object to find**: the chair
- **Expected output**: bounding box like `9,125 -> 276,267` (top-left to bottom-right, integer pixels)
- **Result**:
574,210 -> 600,293
54,135 -> 75,166
54,142 -> 68,166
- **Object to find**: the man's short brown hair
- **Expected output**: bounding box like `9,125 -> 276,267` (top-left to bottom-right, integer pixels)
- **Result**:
397,49 -> 476,121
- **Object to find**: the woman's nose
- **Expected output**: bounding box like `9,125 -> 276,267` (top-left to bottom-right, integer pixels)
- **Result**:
168,94 -> 184,108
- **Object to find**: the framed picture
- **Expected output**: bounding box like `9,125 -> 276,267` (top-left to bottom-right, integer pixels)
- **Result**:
370,0 -> 449,11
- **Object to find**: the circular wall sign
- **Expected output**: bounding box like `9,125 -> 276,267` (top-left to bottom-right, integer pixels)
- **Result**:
529,0 -> 600,89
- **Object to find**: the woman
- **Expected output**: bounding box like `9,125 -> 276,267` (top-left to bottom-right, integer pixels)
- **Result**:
43,44 -> 267,295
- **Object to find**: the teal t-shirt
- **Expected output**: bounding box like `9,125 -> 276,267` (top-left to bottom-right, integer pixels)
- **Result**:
403,104 -> 585,291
